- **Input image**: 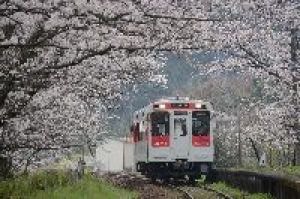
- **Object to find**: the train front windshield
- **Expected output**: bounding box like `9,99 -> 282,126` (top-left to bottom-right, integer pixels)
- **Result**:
192,111 -> 210,136
151,112 -> 170,136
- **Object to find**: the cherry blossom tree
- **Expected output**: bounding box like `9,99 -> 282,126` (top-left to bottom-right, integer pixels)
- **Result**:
0,0 -> 167,173
168,0 -> 299,165
0,0 -> 299,174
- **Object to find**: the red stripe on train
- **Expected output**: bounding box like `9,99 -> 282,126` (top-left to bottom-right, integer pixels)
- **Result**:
192,135 -> 210,147
151,136 -> 170,147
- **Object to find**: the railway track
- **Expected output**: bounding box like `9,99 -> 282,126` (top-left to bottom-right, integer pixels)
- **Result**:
99,172 -> 233,199
176,187 -> 195,199
176,185 -> 233,199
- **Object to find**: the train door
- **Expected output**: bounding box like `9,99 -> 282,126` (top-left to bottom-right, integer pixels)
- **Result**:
172,114 -> 190,159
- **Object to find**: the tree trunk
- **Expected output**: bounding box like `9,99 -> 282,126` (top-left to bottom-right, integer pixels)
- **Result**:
0,156 -> 12,179
290,27 -> 300,165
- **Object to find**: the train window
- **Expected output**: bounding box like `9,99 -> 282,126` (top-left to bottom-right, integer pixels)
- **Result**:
151,112 -> 170,136
192,111 -> 210,136
171,103 -> 189,108
174,111 -> 188,115
174,118 -> 187,136
157,124 -> 166,135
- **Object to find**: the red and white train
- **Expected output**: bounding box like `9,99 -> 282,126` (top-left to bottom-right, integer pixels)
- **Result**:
124,97 -> 215,182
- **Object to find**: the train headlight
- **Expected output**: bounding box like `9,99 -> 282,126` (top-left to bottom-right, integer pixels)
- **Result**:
195,103 -> 201,108
159,104 -> 166,109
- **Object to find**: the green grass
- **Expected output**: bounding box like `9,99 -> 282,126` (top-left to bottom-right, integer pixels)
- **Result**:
0,171 -> 138,199
279,166 -> 300,176
232,165 -> 300,179
210,182 -> 272,199
32,175 -> 138,199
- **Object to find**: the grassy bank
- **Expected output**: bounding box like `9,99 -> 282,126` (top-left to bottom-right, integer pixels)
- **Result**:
0,171 -> 138,199
248,165 -> 300,176
230,165 -> 300,180
210,182 -> 272,199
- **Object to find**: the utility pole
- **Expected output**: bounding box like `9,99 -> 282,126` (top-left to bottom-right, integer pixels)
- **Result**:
237,101 -> 242,167
81,144 -> 85,162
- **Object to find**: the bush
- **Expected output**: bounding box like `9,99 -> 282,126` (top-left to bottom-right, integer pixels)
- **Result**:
0,170 -> 72,199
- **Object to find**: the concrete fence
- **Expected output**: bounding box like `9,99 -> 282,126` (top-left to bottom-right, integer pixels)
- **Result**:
214,169 -> 300,199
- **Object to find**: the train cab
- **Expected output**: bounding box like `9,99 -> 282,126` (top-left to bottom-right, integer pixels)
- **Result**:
127,97 -> 215,181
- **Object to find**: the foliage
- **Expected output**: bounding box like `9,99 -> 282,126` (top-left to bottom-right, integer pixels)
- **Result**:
282,166 -> 300,177
210,182 -> 272,199
0,171 -> 71,198
233,165 -> 300,179
184,71 -> 297,167
0,171 -> 137,199
32,174 -> 138,199
0,0 -> 166,172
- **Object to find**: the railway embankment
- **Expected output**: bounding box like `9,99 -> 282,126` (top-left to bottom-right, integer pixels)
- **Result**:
101,172 -> 183,198
100,172 -> 269,199
213,168 -> 300,199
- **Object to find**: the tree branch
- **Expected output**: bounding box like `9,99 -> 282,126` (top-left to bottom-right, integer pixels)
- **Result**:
238,44 -> 291,86
0,43 -> 69,49
143,13 -> 223,22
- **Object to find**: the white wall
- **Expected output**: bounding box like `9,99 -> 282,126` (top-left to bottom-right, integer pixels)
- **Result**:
123,142 -> 134,171
95,139 -> 124,172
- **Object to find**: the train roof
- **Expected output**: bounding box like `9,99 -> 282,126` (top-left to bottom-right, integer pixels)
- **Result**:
154,97 -> 204,104
133,97 -> 213,117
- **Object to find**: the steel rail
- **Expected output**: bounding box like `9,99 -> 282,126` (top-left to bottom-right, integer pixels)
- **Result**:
175,187 -> 194,199
174,185 -> 233,199
200,185 -> 233,199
